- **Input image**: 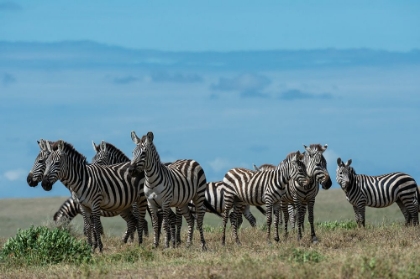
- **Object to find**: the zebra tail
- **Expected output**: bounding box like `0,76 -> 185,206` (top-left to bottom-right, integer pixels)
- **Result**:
256,205 -> 266,215
417,186 -> 420,212
204,200 -> 222,217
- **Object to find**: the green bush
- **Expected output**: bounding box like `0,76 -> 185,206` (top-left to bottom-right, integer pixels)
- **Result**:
0,225 -> 91,266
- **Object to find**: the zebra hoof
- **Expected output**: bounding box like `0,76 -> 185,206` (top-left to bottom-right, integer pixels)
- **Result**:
312,236 -> 319,244
274,237 -> 280,242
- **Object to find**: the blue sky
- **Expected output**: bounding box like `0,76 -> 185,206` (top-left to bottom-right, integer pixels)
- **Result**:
1,1 -> 420,199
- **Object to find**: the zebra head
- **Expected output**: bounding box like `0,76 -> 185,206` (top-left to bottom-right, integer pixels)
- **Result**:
129,131 -> 152,177
281,151 -> 310,188
42,140 -> 67,191
336,158 -> 355,192
303,144 -> 332,190
91,141 -> 110,165
27,139 -> 53,187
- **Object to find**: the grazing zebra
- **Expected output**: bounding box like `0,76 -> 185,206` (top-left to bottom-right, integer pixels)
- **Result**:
280,144 -> 332,243
41,140 -> 148,252
27,139 -> 54,187
221,151 -> 309,245
188,181 -> 267,227
92,140 -> 179,242
336,158 -> 419,226
129,131 -> 209,250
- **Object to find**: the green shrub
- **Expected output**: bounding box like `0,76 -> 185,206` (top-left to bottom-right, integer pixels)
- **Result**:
0,225 -> 91,266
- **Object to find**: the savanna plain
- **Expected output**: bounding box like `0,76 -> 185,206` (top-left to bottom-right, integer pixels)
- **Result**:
1,189 -> 420,279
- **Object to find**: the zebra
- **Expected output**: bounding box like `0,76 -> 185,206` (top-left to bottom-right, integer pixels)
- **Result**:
188,181 -> 267,228
27,139 -> 54,187
336,158 -> 419,227
253,163 -> 297,228
41,140 -> 148,252
91,140 -> 179,242
280,144 -> 332,243
221,151 -> 309,245
129,131 -> 210,250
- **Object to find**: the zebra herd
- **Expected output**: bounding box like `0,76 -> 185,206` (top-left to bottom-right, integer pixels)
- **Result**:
26,131 -> 420,252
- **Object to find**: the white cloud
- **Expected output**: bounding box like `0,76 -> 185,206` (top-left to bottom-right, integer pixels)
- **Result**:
208,158 -> 233,172
3,169 -> 27,181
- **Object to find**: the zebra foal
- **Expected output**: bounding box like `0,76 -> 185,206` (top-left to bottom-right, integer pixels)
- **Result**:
336,158 -> 419,227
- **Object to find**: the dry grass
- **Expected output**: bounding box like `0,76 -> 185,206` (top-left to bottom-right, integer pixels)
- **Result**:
1,189 -> 419,279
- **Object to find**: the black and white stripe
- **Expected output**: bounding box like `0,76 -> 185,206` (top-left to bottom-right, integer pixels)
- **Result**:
281,144 -> 332,243
41,140 -> 148,252
129,131 -> 209,250
221,151 -> 309,245
336,158 -> 419,226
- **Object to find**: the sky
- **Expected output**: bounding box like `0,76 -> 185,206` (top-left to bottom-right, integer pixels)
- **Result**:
1,1 -> 420,199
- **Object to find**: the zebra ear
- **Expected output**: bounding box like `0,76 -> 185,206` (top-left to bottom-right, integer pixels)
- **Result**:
337,157 -> 342,166
131,131 -> 141,145
100,141 -> 106,151
92,141 -> 99,152
57,140 -> 65,152
38,139 -> 46,150
253,164 -> 259,171
322,144 -> 328,152
346,159 -> 352,166
45,140 -> 52,152
147,131 -> 154,142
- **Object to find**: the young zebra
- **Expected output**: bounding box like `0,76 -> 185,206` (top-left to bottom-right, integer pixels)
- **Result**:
336,158 -> 419,226
41,140 -> 148,252
280,144 -> 332,243
221,151 -> 309,245
129,131 -> 209,250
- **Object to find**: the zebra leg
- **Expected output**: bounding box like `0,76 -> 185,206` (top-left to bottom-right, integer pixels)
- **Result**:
308,200 -> 318,243
231,204 -> 242,245
161,203 -> 173,249
400,199 -> 419,226
396,200 -> 410,225
353,205 -> 365,227
157,209 -> 164,240
222,196 -> 234,246
148,202 -> 161,248
241,205 -> 257,227
179,205 -> 196,248
175,207 -> 183,245
91,207 -> 103,252
289,204 -> 296,230
273,202 -> 281,242
119,209 -> 137,243
136,198 -> 147,245
81,207 -> 94,249
265,202 -> 273,243
281,201 -> 290,238
295,200 -> 305,241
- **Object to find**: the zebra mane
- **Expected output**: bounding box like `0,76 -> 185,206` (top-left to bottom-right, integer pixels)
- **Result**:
55,141 -> 87,165
103,142 -> 130,161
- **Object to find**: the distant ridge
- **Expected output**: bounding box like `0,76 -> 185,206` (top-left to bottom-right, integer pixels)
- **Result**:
1,40 -> 419,70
